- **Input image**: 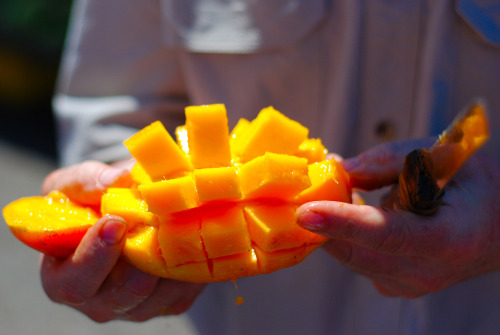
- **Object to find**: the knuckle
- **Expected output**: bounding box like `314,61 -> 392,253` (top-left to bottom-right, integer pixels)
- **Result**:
342,218 -> 361,240
376,222 -> 410,255
54,285 -> 89,306
86,311 -> 115,323
323,240 -> 354,265
412,272 -> 449,294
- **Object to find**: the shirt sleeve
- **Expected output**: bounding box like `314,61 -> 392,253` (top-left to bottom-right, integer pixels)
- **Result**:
53,0 -> 188,166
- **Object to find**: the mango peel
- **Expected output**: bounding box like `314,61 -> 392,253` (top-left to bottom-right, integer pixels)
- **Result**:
3,104 -> 352,282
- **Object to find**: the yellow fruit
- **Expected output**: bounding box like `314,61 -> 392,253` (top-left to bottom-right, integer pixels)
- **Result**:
3,104 -> 352,283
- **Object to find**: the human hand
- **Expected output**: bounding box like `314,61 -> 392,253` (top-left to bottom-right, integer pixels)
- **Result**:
296,140 -> 500,298
40,161 -> 205,321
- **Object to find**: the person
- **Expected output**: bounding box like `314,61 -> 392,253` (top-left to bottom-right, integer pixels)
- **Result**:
40,0 -> 500,333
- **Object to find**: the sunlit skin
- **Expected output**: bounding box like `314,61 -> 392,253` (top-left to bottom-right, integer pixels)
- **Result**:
38,136 -> 500,321
297,139 -> 500,298
40,161 -> 206,322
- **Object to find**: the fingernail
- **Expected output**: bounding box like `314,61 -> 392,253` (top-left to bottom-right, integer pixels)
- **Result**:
297,210 -> 325,231
100,218 -> 127,245
341,156 -> 360,172
99,168 -> 127,187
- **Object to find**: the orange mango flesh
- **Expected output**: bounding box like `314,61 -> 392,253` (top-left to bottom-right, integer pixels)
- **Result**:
2,191 -> 99,258
124,121 -> 192,180
232,106 -> 309,163
185,104 -> 232,168
238,153 -> 311,200
3,104 -> 352,282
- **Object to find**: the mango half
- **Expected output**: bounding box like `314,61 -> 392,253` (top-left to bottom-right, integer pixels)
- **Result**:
3,104 -> 351,282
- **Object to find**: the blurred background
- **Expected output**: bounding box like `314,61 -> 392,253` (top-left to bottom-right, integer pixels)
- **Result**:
0,0 -> 66,158
0,2 -> 196,334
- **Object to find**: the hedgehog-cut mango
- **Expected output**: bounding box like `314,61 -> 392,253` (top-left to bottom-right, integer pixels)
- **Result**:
3,104 -> 352,283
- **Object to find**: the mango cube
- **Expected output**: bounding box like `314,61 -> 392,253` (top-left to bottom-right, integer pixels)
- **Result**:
244,204 -> 322,252
296,159 -> 352,204
168,261 -> 212,283
139,176 -> 199,215
201,207 -> 251,258
238,152 -> 311,199
234,106 -> 309,162
295,138 -> 327,164
101,188 -> 157,227
230,118 -> 251,161
158,216 -> 206,267
175,125 -> 190,155
254,244 -> 320,274
130,163 -> 153,185
123,225 -> 169,277
124,121 -> 192,180
193,167 -> 241,203
211,250 -> 259,281
185,104 -> 232,168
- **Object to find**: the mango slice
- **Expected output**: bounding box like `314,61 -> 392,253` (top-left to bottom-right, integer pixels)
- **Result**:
3,104 -> 352,283
2,191 -> 99,258
124,121 -> 192,180
185,104 -> 232,168
239,153 -> 311,200
232,106 -> 309,163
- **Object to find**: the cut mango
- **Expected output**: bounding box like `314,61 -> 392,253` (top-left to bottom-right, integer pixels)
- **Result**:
2,191 -> 99,258
295,138 -> 327,164
201,206 -> 251,259
3,104 -> 352,283
101,188 -> 157,228
185,104 -> 232,168
244,204 -> 327,252
122,225 -> 169,278
139,176 -> 199,216
130,163 -> 153,185
239,153 -> 311,200
295,158 -> 352,204
193,167 -> 241,203
124,121 -> 192,180
158,216 -> 206,267
233,106 -> 309,163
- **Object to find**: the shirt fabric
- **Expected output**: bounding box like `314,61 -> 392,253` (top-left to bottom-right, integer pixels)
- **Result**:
54,0 -> 500,334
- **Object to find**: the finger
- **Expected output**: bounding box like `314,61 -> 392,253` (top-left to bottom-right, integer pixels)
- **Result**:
41,160 -> 132,205
371,277 -> 426,299
41,215 -> 127,306
322,238 -> 408,276
322,238 -> 432,298
341,138 -> 435,190
103,260 -> 160,314
127,280 -> 206,321
297,201 -> 450,257
326,153 -> 343,162
322,239 -> 441,298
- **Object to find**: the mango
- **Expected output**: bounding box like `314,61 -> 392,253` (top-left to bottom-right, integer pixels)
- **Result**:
3,104 -> 352,282
2,191 -> 99,258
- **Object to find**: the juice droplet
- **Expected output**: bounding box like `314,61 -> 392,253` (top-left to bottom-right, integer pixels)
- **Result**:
235,296 -> 244,305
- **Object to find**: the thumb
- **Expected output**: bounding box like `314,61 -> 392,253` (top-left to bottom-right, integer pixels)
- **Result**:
342,139 -> 435,191
41,161 -> 132,205
41,215 -> 127,305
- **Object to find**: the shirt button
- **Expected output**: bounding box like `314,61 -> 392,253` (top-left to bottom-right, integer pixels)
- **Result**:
375,120 -> 395,141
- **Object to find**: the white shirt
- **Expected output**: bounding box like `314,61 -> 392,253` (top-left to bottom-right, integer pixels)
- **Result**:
54,0 -> 500,334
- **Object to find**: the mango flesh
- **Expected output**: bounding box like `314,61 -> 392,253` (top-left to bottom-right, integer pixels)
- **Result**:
3,104 -> 352,282
2,191 -> 99,258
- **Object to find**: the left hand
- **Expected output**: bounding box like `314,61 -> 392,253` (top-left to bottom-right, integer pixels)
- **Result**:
296,139 -> 500,298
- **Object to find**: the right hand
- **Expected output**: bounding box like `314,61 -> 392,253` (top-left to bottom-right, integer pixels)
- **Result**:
40,161 -> 206,322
